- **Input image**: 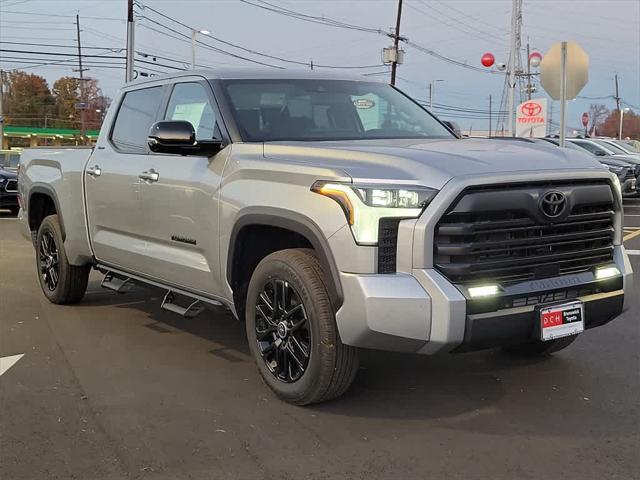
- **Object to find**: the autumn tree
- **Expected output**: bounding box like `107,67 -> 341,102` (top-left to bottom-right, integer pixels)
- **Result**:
599,109 -> 640,140
52,76 -> 107,130
2,71 -> 54,127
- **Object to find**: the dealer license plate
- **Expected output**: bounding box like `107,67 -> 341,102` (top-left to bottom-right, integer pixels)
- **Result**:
539,301 -> 584,341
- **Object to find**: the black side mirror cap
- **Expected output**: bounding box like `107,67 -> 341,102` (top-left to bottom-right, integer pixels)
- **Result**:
594,150 -> 606,156
148,121 -> 225,156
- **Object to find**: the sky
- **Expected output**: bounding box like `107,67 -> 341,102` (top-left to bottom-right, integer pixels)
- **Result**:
0,0 -> 639,134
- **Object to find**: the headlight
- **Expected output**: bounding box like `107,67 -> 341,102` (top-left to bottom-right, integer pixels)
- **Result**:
0,178 -> 5,184
311,181 -> 438,245
605,165 -> 624,174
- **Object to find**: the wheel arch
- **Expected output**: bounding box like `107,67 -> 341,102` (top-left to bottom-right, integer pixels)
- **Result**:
227,209 -> 344,313
28,185 -> 65,240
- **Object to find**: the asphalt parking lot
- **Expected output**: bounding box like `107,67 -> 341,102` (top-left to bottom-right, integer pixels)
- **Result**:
1,200 -> 639,480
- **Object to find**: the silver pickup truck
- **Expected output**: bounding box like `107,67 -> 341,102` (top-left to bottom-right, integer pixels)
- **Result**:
17,69 -> 633,405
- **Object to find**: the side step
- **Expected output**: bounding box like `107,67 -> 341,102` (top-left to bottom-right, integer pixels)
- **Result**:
101,271 -> 134,293
161,291 -> 209,318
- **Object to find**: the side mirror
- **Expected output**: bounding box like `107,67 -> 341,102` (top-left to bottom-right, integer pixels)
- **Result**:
594,150 -> 606,156
442,120 -> 462,138
148,121 -> 224,156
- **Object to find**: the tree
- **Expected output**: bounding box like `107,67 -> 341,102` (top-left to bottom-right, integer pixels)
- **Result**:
587,103 -> 609,136
3,71 -> 54,127
599,109 -> 640,140
52,76 -> 109,130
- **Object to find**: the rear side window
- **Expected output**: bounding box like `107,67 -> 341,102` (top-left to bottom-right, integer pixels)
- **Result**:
111,86 -> 163,153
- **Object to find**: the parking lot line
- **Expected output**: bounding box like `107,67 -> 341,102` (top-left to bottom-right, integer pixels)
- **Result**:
0,354 -> 24,377
624,230 -> 640,242
626,250 -> 640,256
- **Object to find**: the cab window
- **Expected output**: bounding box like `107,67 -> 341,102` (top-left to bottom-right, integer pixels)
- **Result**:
164,82 -> 220,141
111,86 -> 164,153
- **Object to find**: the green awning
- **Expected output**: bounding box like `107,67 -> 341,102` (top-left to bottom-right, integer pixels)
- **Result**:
4,126 -> 100,138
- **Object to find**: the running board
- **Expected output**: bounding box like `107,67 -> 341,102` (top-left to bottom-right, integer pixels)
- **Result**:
161,291 -> 215,318
101,272 -> 134,293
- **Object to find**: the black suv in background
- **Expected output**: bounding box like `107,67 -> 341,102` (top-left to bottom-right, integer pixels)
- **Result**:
0,167 -> 19,215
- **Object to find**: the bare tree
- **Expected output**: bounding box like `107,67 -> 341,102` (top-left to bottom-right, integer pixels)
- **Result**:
588,103 -> 609,136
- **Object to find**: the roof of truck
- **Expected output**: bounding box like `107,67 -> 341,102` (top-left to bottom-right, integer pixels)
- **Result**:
130,67 -> 383,85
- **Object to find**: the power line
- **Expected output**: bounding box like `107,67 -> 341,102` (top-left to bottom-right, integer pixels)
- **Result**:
137,4 -> 384,70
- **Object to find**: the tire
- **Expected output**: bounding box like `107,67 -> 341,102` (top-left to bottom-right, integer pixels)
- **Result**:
245,248 -> 359,405
502,335 -> 577,356
36,214 -> 90,305
9,206 -> 19,216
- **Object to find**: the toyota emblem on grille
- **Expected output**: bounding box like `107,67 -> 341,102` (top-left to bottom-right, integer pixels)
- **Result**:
540,191 -> 567,218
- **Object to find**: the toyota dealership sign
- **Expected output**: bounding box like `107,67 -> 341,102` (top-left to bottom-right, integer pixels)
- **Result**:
516,98 -> 548,137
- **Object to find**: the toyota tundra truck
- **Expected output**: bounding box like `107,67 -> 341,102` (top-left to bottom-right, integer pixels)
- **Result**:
17,70 -> 633,405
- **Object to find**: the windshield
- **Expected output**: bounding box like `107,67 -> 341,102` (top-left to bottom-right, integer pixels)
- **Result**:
595,140 -> 627,154
615,140 -> 639,153
220,79 -> 453,142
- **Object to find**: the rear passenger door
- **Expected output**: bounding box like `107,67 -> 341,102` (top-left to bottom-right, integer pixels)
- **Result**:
85,85 -> 164,273
134,78 -> 230,297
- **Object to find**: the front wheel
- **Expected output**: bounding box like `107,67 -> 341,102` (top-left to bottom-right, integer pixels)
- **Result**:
36,214 -> 90,304
245,249 -> 359,405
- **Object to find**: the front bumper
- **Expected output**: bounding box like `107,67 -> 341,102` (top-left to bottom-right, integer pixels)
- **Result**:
335,245 -> 633,354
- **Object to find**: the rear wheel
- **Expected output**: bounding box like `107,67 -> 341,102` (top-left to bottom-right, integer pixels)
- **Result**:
245,249 -> 359,405
502,335 -> 577,356
36,215 -> 90,304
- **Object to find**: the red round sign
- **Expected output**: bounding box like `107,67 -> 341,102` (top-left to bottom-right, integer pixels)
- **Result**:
581,112 -> 589,127
481,52 -> 495,68
520,102 -> 542,117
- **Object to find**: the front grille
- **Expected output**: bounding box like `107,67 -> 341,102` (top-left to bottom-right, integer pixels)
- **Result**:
434,181 -> 616,285
378,218 -> 401,274
4,180 -> 17,192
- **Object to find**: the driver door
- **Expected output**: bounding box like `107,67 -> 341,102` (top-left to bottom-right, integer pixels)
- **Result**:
133,78 -> 229,297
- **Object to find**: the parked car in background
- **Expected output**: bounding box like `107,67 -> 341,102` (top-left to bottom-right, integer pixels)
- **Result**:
542,138 -> 639,197
597,138 -> 640,158
0,149 -> 22,172
568,138 -> 640,162
0,167 -> 19,215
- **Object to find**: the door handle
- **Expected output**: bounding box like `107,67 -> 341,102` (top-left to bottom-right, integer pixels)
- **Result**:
139,169 -> 159,182
86,165 -> 101,177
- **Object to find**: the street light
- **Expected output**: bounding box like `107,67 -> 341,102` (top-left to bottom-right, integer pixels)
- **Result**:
619,107 -> 630,140
191,29 -> 210,69
429,79 -> 444,109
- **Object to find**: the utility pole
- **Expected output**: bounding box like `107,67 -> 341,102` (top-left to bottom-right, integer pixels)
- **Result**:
526,42 -> 532,100
489,94 -> 492,137
390,0 -> 403,86
76,14 -> 87,144
126,0 -> 135,82
614,74 -> 621,112
506,0 -> 521,136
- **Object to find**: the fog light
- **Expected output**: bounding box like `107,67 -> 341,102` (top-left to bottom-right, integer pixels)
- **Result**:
468,285 -> 500,298
595,266 -> 620,280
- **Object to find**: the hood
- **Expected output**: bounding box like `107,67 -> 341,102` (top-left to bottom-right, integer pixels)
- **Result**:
607,154 -> 640,165
263,138 -> 605,188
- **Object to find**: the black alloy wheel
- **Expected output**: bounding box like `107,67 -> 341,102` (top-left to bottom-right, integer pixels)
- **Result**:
255,279 -> 311,383
39,231 -> 60,291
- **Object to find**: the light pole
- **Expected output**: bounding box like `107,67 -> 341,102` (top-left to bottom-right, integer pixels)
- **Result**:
191,29 -> 210,69
619,107 -> 630,140
429,79 -> 443,109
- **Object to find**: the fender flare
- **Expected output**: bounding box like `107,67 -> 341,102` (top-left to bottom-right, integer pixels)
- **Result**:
227,208 -> 344,310
28,184 -> 65,240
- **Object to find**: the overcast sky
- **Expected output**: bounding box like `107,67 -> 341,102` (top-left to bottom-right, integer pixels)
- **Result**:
1,0 -> 638,132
